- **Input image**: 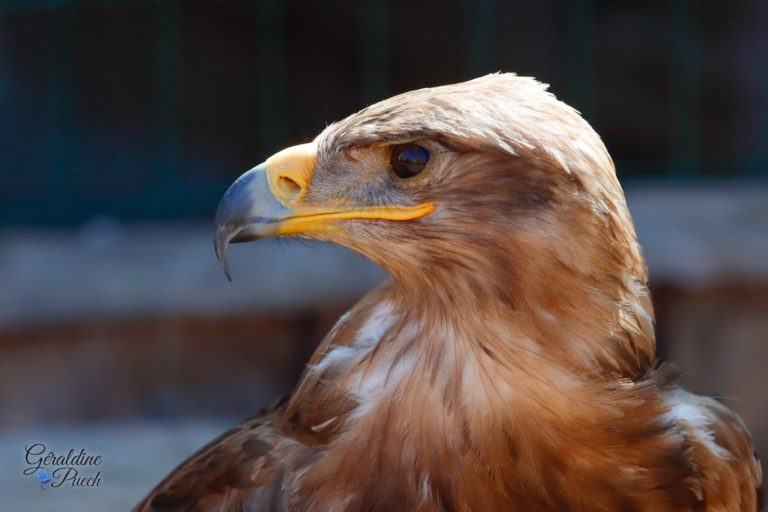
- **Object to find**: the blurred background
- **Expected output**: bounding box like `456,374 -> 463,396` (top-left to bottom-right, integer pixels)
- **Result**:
1,0 -> 766,509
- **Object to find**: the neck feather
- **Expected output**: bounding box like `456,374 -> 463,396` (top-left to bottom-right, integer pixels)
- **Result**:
283,280 -> 684,510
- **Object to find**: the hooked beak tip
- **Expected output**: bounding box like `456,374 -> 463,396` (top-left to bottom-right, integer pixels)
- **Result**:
214,231 -> 233,282
213,163 -> 280,282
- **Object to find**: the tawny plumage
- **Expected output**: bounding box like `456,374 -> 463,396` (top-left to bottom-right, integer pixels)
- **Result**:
136,74 -> 763,511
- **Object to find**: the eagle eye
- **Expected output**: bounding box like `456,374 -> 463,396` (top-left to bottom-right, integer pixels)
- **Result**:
391,144 -> 430,179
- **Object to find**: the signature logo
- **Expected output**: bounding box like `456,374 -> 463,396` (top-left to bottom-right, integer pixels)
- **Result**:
23,443 -> 102,489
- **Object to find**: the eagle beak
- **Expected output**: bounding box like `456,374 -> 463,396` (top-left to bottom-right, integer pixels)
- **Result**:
213,161 -> 284,280
214,142 -> 435,280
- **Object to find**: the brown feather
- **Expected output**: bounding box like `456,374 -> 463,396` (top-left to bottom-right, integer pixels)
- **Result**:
136,74 -> 762,511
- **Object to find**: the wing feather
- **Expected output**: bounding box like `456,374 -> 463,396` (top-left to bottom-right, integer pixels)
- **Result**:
134,398 -> 291,512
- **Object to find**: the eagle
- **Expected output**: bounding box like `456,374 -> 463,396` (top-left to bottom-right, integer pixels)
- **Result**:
136,74 -> 762,511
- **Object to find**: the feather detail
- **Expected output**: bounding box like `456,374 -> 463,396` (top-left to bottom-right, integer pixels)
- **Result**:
137,74 -> 762,511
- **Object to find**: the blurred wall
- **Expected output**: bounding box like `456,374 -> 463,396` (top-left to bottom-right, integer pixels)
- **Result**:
1,186 -> 766,459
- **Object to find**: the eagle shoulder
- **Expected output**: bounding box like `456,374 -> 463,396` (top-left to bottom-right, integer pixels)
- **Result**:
134,397 -> 292,512
665,388 -> 764,511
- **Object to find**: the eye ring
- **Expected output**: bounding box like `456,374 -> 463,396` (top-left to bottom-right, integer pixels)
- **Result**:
391,144 -> 430,179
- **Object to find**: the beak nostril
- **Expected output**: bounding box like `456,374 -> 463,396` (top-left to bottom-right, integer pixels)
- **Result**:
265,143 -> 317,206
278,176 -> 302,202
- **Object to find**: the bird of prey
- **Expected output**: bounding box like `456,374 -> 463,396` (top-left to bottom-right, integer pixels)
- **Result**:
136,74 -> 762,511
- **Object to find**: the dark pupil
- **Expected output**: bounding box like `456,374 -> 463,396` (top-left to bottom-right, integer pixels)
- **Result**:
392,144 -> 430,179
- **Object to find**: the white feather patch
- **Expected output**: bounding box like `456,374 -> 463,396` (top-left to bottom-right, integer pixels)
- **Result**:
310,302 -> 397,374
665,389 -> 730,459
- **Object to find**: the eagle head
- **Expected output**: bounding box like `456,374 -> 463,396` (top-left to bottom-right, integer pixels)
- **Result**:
215,73 -> 652,375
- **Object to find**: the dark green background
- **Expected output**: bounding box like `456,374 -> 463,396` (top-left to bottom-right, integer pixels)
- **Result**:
1,0 -> 766,226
